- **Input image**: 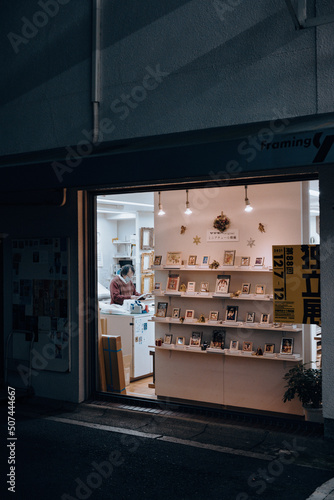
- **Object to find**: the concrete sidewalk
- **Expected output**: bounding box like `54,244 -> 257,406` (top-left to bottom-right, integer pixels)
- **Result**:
3,395 -> 334,499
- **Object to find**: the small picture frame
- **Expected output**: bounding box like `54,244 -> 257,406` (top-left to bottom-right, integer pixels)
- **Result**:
255,284 -> 266,295
223,250 -> 236,266
225,305 -> 238,322
190,331 -> 202,347
240,256 -> 250,266
166,252 -> 182,267
156,302 -> 168,318
215,275 -> 230,294
210,329 -> 225,349
188,255 -> 197,266
166,275 -> 180,292
200,281 -> 209,293
280,337 -> 294,355
185,309 -> 195,321
164,334 -> 173,344
154,255 -> 162,266
243,341 -> 253,352
154,282 -> 161,291
202,255 -> 210,265
209,311 -> 219,321
186,281 -> 196,293
230,340 -> 239,351
241,283 -> 251,294
254,257 -> 265,266
264,343 -> 275,354
140,227 -> 154,250
260,313 -> 270,324
245,312 -> 255,323
172,307 -> 180,318
176,336 -> 185,345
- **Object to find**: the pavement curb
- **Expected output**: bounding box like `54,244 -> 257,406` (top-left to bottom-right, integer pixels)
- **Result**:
306,478 -> 334,499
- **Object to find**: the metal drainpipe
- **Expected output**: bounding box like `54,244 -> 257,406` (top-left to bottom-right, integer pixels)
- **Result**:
92,0 -> 101,144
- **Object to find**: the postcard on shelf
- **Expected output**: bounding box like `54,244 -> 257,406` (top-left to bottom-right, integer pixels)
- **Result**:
240,256 -> 250,267
165,252 -> 182,267
156,302 -> 168,318
225,305 -> 238,322
223,250 -> 236,266
166,274 -> 180,293
184,309 -> 195,322
215,274 -> 230,294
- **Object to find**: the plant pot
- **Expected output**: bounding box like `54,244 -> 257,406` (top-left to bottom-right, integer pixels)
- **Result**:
303,406 -> 323,424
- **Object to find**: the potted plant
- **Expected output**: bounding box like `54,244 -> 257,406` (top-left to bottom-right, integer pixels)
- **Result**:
283,363 -> 323,423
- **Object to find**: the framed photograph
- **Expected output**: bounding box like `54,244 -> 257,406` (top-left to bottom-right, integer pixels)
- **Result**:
210,329 -> 225,349
141,274 -> 154,294
164,334 -> 173,344
202,255 -> 210,265
185,309 -> 195,321
154,255 -> 162,266
154,282 -> 161,291
166,275 -> 180,292
225,305 -> 238,322
172,307 -> 180,318
254,256 -> 265,266
240,256 -> 250,266
264,343 -> 275,354
241,283 -> 251,294
176,336 -> 185,346
230,340 -> 239,351
189,331 -> 202,346
166,252 -> 182,267
260,313 -> 270,324
188,255 -> 197,266
280,337 -> 294,355
215,275 -> 230,294
209,311 -> 219,321
140,227 -> 154,250
156,302 -> 168,317
245,312 -> 255,323
255,284 -> 266,295
200,281 -> 209,293
141,252 -> 153,273
186,281 -> 196,293
223,250 -> 236,266
243,341 -> 253,352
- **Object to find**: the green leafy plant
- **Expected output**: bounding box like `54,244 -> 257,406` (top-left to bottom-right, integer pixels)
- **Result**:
283,363 -> 322,409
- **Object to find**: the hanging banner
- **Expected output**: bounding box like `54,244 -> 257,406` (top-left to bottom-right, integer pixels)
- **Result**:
272,245 -> 320,325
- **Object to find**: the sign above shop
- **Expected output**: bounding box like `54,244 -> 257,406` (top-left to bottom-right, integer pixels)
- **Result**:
207,230 -> 239,242
273,245 -> 320,325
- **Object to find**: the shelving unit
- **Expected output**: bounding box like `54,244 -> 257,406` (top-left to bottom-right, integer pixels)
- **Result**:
153,264 -> 304,415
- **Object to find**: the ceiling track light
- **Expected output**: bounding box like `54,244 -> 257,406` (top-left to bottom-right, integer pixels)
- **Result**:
158,191 -> 165,216
184,189 -> 192,215
244,185 -> 253,212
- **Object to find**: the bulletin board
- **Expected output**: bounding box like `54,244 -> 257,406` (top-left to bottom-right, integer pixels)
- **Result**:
12,237 -> 70,372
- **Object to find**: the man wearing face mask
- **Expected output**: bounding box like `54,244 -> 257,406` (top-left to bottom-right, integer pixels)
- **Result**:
110,264 -> 141,305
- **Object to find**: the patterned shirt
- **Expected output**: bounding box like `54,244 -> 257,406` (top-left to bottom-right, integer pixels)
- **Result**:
109,276 -> 140,305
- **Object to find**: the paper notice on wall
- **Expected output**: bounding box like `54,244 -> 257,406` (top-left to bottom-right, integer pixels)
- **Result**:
272,245 -> 320,325
207,229 -> 239,242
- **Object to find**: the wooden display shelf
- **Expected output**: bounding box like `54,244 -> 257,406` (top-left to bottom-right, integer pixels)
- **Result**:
150,317 -> 302,332
154,345 -> 302,361
152,265 -> 272,272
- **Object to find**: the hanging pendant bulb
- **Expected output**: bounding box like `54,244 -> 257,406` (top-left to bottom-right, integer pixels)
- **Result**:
184,189 -> 192,215
244,185 -> 253,212
158,191 -> 165,216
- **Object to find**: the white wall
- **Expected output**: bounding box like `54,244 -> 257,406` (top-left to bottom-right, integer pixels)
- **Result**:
97,216 -> 117,288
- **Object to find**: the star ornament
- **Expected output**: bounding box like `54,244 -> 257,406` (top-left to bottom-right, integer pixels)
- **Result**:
193,235 -> 201,245
247,237 -> 255,248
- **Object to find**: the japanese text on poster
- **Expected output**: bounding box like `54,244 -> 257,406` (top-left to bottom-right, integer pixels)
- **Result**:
273,245 -> 320,325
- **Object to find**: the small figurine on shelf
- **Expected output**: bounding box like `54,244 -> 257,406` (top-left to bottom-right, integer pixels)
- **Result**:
255,346 -> 263,356
198,313 -> 206,323
180,283 -> 187,292
232,290 -> 242,297
209,260 -> 220,269
179,317 -> 185,324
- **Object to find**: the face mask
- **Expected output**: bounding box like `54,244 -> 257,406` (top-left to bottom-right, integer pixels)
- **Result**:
124,276 -> 132,284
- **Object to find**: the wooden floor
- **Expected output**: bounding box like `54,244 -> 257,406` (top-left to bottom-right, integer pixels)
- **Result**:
126,376 -> 157,399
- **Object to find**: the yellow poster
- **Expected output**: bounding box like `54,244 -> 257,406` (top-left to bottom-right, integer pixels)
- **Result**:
272,245 -> 320,325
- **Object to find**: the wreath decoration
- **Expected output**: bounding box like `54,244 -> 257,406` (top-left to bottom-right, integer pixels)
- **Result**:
213,212 -> 230,233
